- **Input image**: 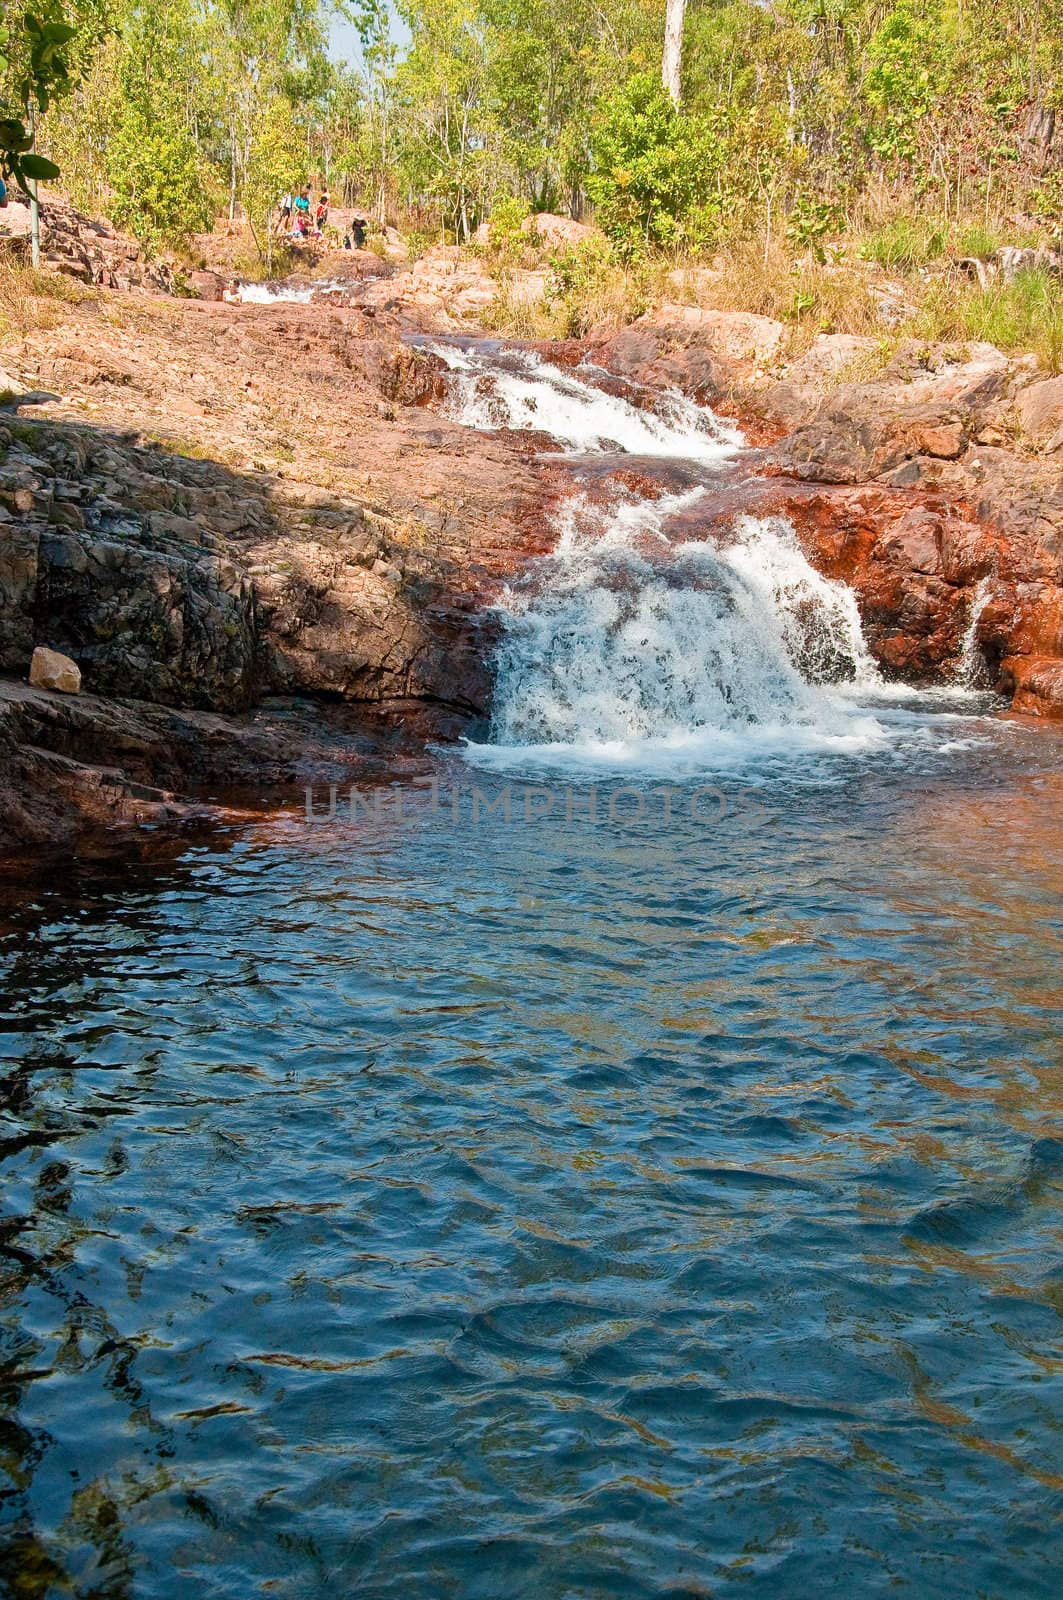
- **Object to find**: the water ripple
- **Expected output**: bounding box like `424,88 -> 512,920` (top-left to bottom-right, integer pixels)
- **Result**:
1,733 -> 1062,1596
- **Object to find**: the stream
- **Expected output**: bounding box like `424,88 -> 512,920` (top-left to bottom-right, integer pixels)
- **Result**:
1,344 -> 1062,1598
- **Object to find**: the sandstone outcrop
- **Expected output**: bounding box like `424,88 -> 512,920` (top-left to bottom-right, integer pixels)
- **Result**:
0,193 -> 172,291
595,317 -> 1063,714
0,290 -> 558,851
28,645 -> 80,693
6,247 -> 1063,857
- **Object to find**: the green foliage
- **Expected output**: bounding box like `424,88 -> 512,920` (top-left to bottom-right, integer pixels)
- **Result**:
955,225 -> 1001,261
865,3 -> 951,164
3,0 -> 1062,337
1031,169 -> 1063,229
587,74 -> 724,255
544,234 -> 645,335
861,215 -> 946,271
107,113 -> 214,248
0,9 -> 87,187
486,192 -> 530,256
786,193 -> 840,261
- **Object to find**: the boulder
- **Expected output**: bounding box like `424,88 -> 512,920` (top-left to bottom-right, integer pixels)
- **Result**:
29,644 -> 81,693
1014,376 -> 1063,446
366,245 -> 498,328
526,214 -> 596,249
0,369 -> 27,403
187,269 -> 224,302
646,304 -> 785,366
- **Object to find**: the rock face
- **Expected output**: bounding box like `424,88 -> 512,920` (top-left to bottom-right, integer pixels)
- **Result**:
597,319 -> 1063,716
0,193 -> 172,291
1014,376 -> 1063,448
1,419 -> 258,708
764,343 -> 1063,711
6,252 -> 1063,855
363,246 -> 500,328
526,214 -> 596,249
0,407 -> 518,719
0,292 -> 558,850
28,644 -> 80,693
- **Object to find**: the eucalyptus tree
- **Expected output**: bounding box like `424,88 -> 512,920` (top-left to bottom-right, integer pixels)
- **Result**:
662,0 -> 685,106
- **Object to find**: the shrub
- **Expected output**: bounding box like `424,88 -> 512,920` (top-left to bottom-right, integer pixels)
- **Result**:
861,215 -> 946,270
486,194 -> 531,258
786,194 -> 841,262
587,74 -> 724,256
107,114 -> 214,250
546,235 -> 645,335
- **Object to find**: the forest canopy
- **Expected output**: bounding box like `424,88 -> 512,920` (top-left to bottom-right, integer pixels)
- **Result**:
1,0 -> 1060,254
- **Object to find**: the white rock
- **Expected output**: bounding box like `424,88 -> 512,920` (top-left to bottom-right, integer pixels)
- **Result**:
29,645 -> 81,694
0,368 -> 27,401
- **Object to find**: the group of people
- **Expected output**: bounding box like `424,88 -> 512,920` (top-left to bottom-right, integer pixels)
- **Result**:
278,187 -> 328,240
276,186 -> 370,251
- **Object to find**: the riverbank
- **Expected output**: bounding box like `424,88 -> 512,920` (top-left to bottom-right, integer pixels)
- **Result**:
3,212 -> 1063,856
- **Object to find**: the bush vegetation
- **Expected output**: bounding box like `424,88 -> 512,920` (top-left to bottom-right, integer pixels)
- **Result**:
1,1 -> 1061,365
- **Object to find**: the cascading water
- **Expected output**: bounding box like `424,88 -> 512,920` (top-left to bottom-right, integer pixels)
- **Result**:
430,340 -> 991,772
956,576 -> 993,687
473,492 -> 892,771
433,343 -> 742,460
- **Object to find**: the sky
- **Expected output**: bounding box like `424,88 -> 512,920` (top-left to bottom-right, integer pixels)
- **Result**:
327,6 -> 410,71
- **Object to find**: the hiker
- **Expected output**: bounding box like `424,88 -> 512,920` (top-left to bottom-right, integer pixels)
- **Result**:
293,188 -> 311,228
315,192 -> 330,235
349,213 -> 367,249
291,210 -> 308,240
278,191 -> 293,230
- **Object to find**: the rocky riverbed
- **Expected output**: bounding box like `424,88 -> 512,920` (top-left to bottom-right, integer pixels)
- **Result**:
2,222 -> 1063,856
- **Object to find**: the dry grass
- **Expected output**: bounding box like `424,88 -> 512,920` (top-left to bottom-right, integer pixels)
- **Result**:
481,203 -> 1063,375
0,260 -> 90,344
668,238 -> 889,352
916,268 -> 1063,373
481,286 -> 561,339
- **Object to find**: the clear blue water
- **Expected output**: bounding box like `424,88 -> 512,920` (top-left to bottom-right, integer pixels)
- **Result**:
2,727 -> 1062,1598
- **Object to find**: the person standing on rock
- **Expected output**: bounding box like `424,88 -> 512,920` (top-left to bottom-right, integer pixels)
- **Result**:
293,188 -> 311,230
315,192 -> 330,237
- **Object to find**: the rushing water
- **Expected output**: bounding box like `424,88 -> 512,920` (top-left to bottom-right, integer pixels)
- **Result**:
2,346 -> 1063,1599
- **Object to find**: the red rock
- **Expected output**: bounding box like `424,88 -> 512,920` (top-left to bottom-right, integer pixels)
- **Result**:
1014,376 -> 1063,445
1001,655 -> 1063,718
187,269 -> 224,302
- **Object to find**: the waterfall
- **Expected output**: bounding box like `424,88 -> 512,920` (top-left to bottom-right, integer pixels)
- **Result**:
427,340 -> 990,773
956,578 -> 992,687
432,343 -> 742,461
476,491 -> 890,769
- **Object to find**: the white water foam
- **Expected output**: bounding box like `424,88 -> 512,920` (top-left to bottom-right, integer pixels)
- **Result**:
464,495 -> 904,776
956,577 -> 993,687
431,343 -> 993,777
237,282 -> 318,304
431,343 -> 742,461
237,279 -> 357,304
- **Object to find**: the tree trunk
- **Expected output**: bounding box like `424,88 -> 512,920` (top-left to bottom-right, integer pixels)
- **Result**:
662,0 -> 686,107
24,101 -> 41,270
229,117 -> 237,222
